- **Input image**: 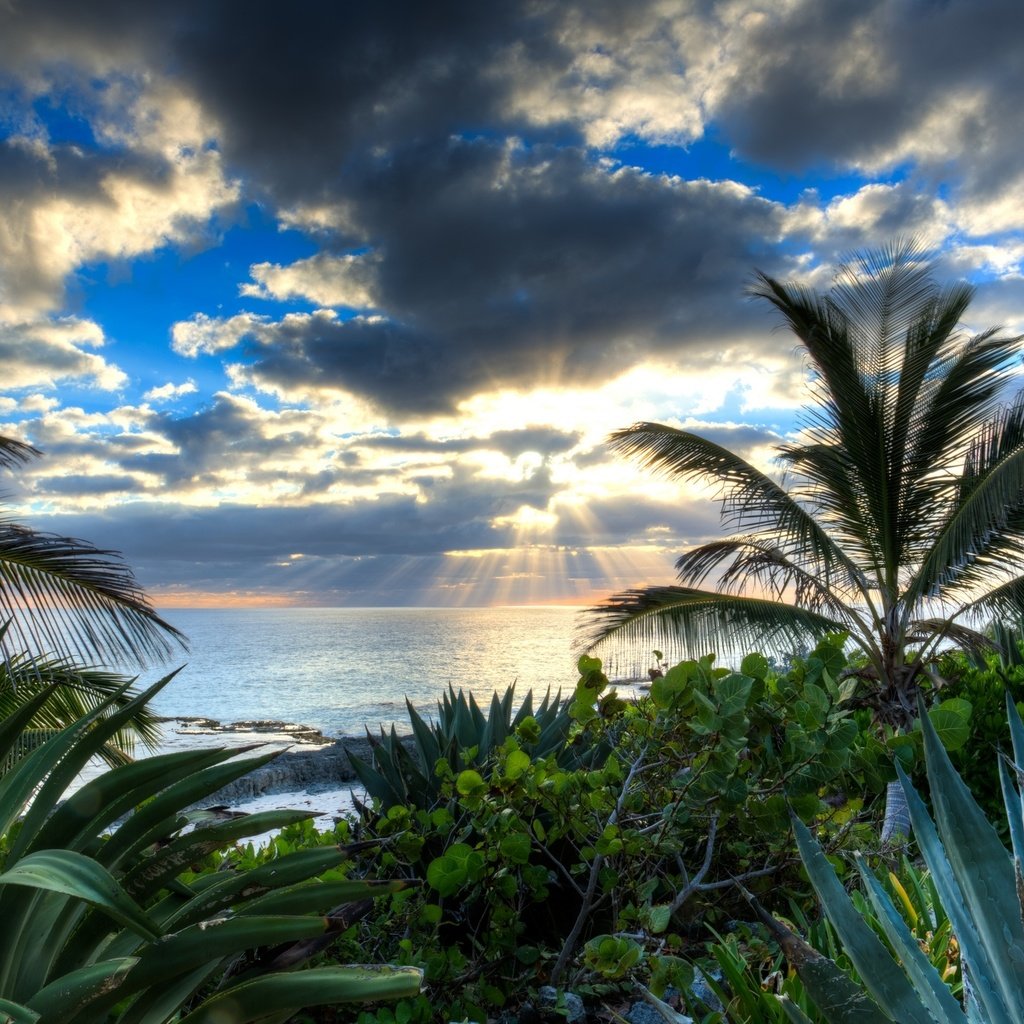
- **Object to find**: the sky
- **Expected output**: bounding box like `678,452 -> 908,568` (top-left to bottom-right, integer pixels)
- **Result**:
1,0 -> 1023,609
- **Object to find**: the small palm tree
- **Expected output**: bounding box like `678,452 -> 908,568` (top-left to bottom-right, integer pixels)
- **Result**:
0,436 -> 184,667
0,436 -> 185,759
584,240 -> 1024,836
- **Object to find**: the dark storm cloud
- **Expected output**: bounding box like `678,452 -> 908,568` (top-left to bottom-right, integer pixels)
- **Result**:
712,0 -> 1024,183
226,139 -> 782,413
0,0 -> 569,201
354,427 -> 580,457
33,473 -> 139,496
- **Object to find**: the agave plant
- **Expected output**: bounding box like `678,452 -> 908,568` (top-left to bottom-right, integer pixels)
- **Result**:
0,671 -> 422,1024
756,690 -> 1024,1023
348,683 -> 599,813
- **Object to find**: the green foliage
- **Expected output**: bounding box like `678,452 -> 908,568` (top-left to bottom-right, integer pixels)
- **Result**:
347,682 -> 604,814
0,436 -> 185,669
765,690 -> 1024,1023
335,646 -> 888,1020
0,671 -> 421,1024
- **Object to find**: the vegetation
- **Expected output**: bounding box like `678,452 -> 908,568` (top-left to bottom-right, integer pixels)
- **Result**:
0,436 -> 184,667
0,436 -> 186,760
347,683 -> 602,816
584,240 -> 1024,741
0,673 -> 421,1024
756,691 -> 1024,1024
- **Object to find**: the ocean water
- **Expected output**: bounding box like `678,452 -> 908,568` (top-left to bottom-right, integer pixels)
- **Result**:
142,606 -> 593,738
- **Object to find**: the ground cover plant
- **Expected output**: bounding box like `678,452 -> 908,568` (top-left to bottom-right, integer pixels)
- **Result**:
0,671 -> 421,1024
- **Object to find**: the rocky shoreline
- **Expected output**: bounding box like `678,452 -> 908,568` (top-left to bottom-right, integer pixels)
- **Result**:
153,716 -> 416,808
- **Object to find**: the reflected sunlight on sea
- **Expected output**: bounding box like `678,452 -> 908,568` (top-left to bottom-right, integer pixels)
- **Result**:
141,606 -> 598,737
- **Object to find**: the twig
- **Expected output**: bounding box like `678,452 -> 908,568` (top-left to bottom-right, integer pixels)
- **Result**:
549,747 -> 647,985
670,814 -> 718,913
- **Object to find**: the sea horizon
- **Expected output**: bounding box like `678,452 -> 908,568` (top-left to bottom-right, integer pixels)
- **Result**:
138,605 -> 638,740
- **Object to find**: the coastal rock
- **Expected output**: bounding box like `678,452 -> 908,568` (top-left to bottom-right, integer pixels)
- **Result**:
200,735 -> 417,805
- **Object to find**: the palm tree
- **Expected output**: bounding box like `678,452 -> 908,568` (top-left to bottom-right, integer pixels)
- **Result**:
583,239 -> 1024,837
0,436 -> 186,760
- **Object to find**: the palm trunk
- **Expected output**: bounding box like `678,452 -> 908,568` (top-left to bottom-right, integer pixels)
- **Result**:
880,778 -> 911,843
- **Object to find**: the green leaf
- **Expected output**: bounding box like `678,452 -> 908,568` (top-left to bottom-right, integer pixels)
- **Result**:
177,965 -> 423,1024
498,833 -> 531,865
24,958 -> 139,1020
456,769 -> 486,797
789,816 -> 940,1024
503,750 -> 530,781
925,699 -> 973,751
740,652 -> 769,680
0,998 -> 40,1024
0,849 -> 161,941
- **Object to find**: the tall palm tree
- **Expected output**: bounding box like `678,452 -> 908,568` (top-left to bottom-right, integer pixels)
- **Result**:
0,436 -> 186,760
583,240 -> 1024,837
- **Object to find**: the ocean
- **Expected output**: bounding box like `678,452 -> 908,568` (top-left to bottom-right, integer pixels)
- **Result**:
142,606 -> 597,738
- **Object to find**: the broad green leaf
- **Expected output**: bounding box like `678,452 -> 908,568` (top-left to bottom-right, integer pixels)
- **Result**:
0,850 -> 161,941
0,997 -> 40,1024
25,958 -> 138,1020
925,699 -> 972,751
178,965 -> 423,1024
789,815 -> 939,1024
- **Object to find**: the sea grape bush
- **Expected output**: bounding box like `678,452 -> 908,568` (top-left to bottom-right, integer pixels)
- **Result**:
201,635 -> 987,1023
293,637 -> 919,1021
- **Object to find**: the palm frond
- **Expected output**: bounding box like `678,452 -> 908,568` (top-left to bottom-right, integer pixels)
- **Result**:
901,327 -> 1023,499
905,399 -> 1024,605
957,576 -> 1024,625
828,238 -> 937,363
581,586 -> 847,665
0,518 -> 186,667
751,272 -> 899,576
0,654 -> 162,769
0,438 -> 41,471
675,537 -> 856,619
905,617 -> 997,660
609,423 -> 863,588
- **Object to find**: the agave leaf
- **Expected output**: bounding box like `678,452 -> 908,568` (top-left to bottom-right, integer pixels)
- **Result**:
779,997 -> 816,1024
24,957 -> 138,1021
17,747 -> 236,862
404,699 -> 440,771
343,748 -> 398,807
915,697 -> 1024,1021
0,684 -> 61,765
853,855 -> 966,1023
896,761 -> 1016,1024
1006,692 -> 1024,767
240,878 -> 413,917
0,707 -> 110,840
749,896 -> 888,1023
162,845 -> 369,930
178,965 -> 423,1024
115,963 -> 218,1024
121,810 -> 316,905
0,997 -> 40,1024
789,815 -> 938,1024
0,850 -> 161,941
997,755 -> 1024,918
12,675 -> 178,853
82,917 -> 333,1016
49,750 -> 291,982
96,748 -> 286,871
